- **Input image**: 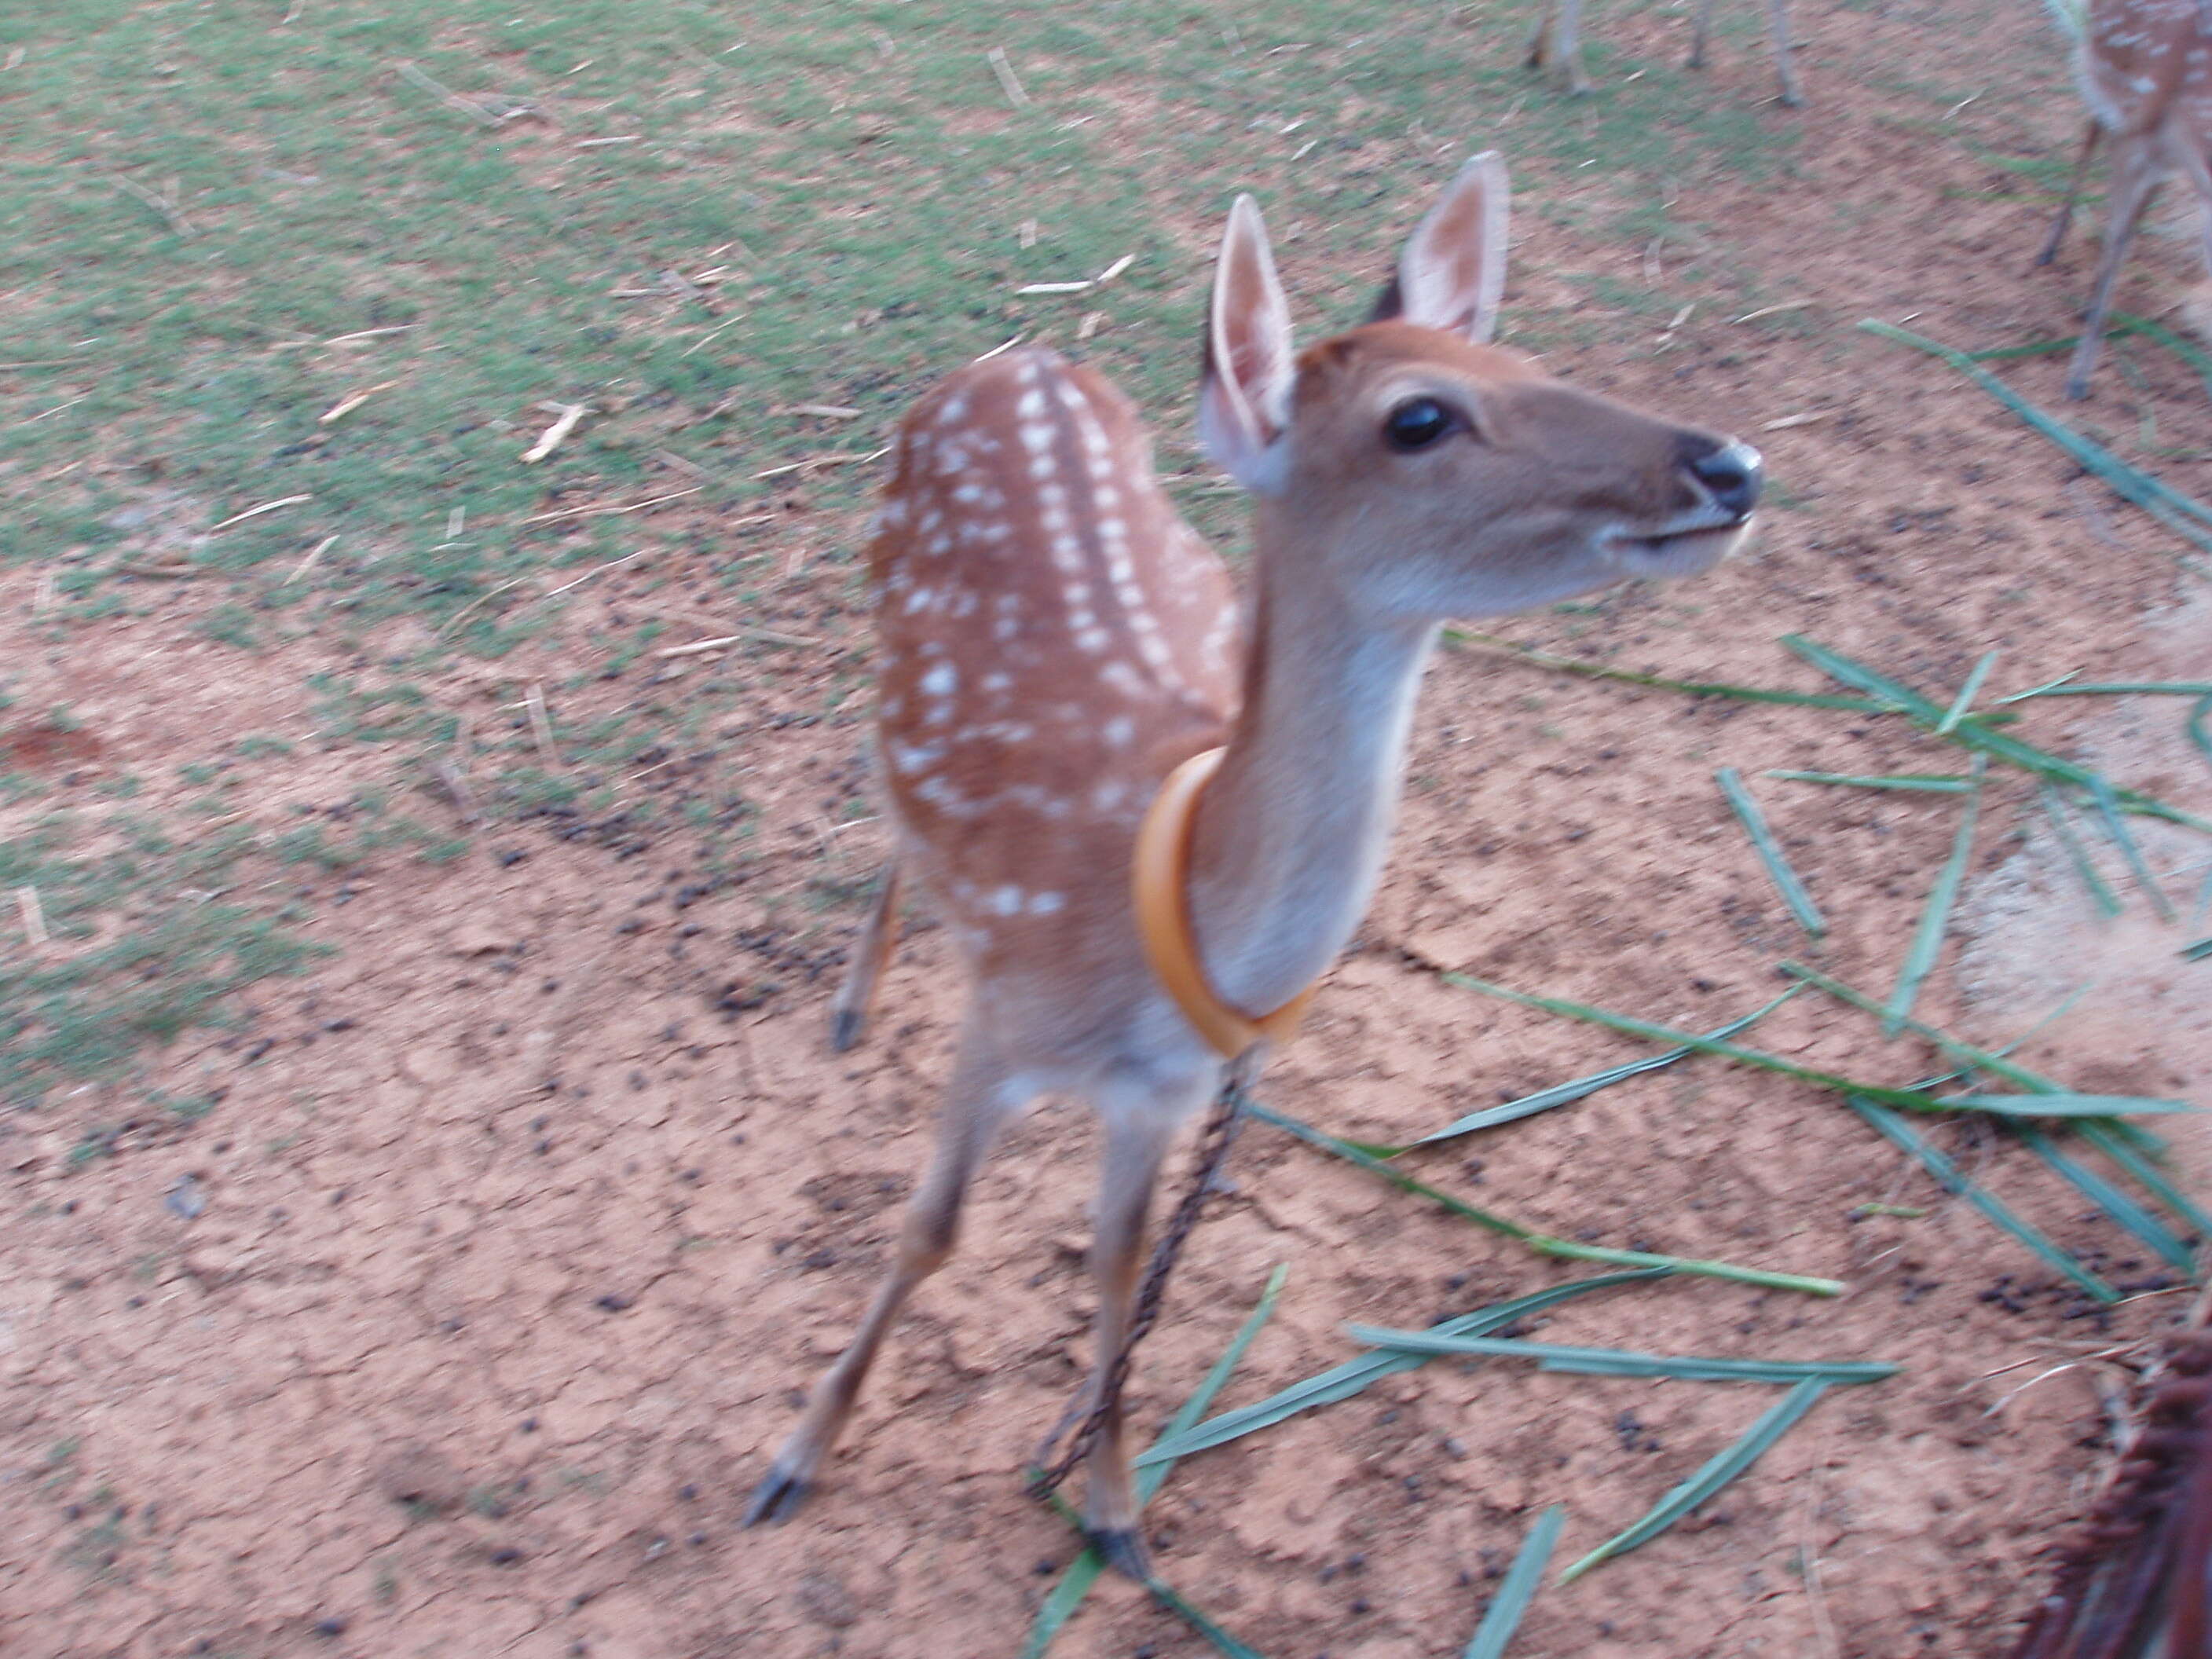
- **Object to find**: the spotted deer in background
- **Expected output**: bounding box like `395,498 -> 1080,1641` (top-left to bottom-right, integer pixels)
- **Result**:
744,154 -> 1763,1575
2038,0 -> 2212,397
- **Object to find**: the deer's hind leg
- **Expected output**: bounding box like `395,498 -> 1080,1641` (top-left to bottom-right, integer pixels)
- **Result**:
746,1019 -> 1035,1525
829,859 -> 904,1053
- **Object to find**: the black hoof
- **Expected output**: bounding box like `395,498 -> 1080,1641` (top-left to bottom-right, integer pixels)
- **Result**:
743,1467 -> 811,1527
828,1008 -> 863,1053
1086,1525 -> 1152,1582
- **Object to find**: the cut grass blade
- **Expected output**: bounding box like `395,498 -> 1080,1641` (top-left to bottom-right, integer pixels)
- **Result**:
2039,784 -> 2125,919
1381,988 -> 1801,1151
2001,681 -> 2212,701
1766,770 -> 1974,793
2079,1119 -> 2212,1241
1716,767 -> 1826,939
1938,1094 -> 2198,1117
2191,694 -> 2211,775
1937,651 -> 1998,734
2111,309 -> 2212,393
1884,757 -> 1986,1035
1787,961 -> 2205,1253
1849,1097 -> 2118,1302
1439,972 -> 2188,1119
1781,634 -> 2212,836
2017,1126 -> 2196,1273
1443,632 -> 1892,712
1780,963 -> 2192,1116
1138,1271 -> 1669,1466
1859,320 -> 2212,556
2188,937 -> 2212,962
1147,1579 -> 1270,1659
1342,1326 -> 1899,1386
2086,775 -> 2177,922
1035,1490 -> 1269,1659
1463,1504 -> 1566,1659
1558,1378 -> 1832,1583
1248,1101 -> 1845,1295
1022,1265 -> 1287,1659
1958,306 -> 2212,368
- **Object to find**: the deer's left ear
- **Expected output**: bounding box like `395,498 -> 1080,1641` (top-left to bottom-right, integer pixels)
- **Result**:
1371,152 -> 1510,343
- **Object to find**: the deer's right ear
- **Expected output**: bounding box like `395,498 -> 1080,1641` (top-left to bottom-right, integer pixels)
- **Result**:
1199,194 -> 1295,493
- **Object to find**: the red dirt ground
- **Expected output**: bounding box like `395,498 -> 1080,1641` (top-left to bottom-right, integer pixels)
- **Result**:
7,3 -> 2212,1656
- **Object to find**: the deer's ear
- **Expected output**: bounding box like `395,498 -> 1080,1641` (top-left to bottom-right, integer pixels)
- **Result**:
1373,152 -> 1510,343
1199,194 -> 1295,492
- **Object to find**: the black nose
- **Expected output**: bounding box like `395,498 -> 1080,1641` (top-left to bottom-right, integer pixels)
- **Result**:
1686,439 -> 1762,518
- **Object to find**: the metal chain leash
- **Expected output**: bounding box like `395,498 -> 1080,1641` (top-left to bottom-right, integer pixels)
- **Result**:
1027,1046 -> 1263,1500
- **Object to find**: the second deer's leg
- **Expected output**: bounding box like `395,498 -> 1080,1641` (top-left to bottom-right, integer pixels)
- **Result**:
1687,0 -> 1716,68
1529,0 -> 1594,95
828,858 -> 904,1053
2067,138 -> 2164,398
1763,0 -> 1804,105
1077,1068 -> 1217,1578
1524,1 -> 1555,69
2038,121 -> 2103,267
745,1025 -> 1033,1525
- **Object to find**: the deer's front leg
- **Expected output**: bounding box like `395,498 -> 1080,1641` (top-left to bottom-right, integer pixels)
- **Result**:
1076,1068 -> 1217,1577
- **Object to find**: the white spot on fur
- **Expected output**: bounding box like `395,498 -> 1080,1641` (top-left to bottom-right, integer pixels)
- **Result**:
1101,661 -> 1146,698
921,661 -> 958,697
891,739 -> 945,775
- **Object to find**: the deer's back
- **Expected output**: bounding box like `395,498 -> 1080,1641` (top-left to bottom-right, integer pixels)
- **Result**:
866,349 -> 1241,995
2082,0 -> 2212,133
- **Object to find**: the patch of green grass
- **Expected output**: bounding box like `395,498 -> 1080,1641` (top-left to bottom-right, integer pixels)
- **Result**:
2,900 -> 328,1107
3,0 -> 1806,617
0,805 -> 333,1105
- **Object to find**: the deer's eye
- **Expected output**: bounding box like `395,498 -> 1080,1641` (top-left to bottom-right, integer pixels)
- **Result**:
1383,397 -> 1460,452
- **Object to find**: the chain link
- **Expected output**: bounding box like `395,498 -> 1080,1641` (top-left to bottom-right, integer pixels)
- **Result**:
1028,1046 -> 1263,1502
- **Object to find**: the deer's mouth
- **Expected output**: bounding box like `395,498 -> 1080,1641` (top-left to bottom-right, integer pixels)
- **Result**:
1599,507 -> 1754,577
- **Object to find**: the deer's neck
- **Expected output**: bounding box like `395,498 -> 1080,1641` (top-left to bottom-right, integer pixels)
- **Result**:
1183,534 -> 1437,1022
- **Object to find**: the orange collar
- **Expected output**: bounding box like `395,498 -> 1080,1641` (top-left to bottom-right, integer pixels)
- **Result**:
1132,746 -> 1316,1059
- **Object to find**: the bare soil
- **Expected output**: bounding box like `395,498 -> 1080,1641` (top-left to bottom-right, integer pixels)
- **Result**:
7,4 -> 2212,1657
